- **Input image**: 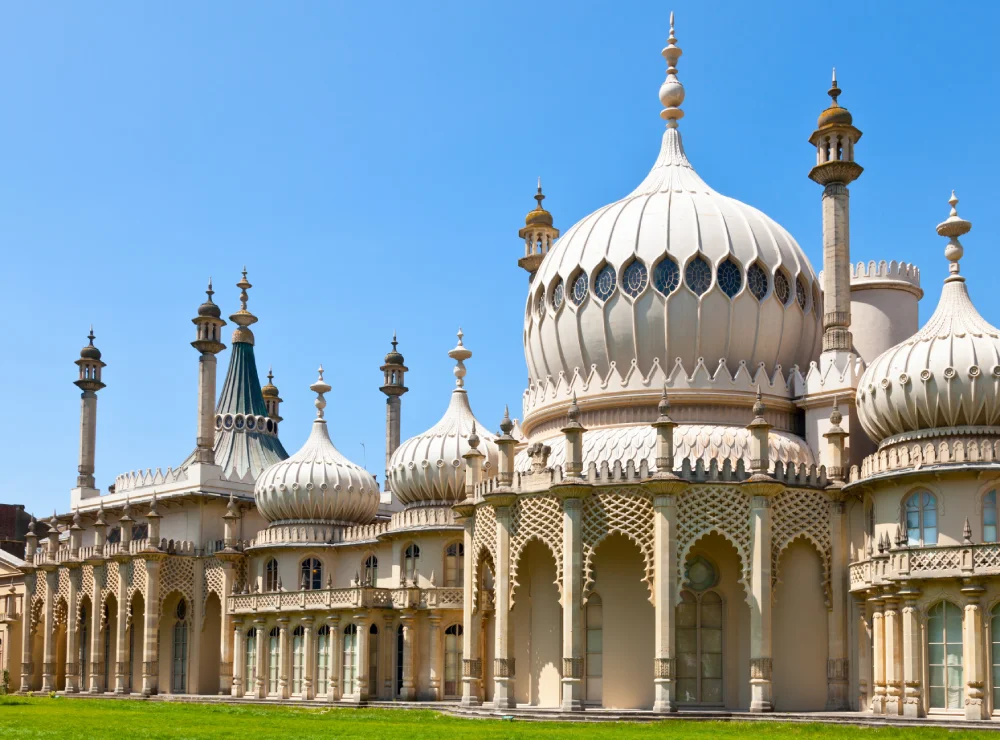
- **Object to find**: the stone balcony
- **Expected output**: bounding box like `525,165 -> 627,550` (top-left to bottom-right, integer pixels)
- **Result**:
849,541 -> 1000,592
226,585 -> 464,615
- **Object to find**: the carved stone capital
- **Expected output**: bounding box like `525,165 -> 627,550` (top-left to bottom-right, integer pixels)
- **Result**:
494,658 -> 515,678
749,657 -> 772,680
827,658 -> 849,681
654,657 -> 675,679
562,657 -> 583,679
463,658 -> 482,679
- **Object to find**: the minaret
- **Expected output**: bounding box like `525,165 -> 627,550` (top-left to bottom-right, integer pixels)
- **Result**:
191,279 -> 227,464
379,333 -> 408,492
517,178 -> 559,279
72,327 -> 106,502
261,367 -> 283,423
809,69 -> 863,356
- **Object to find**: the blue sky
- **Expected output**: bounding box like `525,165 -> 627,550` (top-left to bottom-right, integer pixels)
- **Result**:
2,1 -> 997,515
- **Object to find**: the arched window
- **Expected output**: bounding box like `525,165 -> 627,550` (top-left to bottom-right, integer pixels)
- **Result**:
795,277 -> 807,310
316,625 -> 330,696
676,557 -> 723,707
904,491 -> 938,546
621,259 -> 648,299
551,279 -> 564,310
368,624 -> 379,697
171,599 -> 188,693
684,256 -> 712,296
265,559 -> 279,592
865,500 -> 875,554
570,271 -> 589,307
653,257 -> 680,296
445,542 -> 464,587
928,601 -> 963,709
291,625 -> 305,695
343,625 -> 358,696
79,605 -> 89,688
268,627 -> 280,695
301,558 -> 322,591
364,555 -> 378,587
716,258 -> 742,298
747,263 -> 769,301
984,490 -> 998,543
396,625 -> 405,697
444,624 -> 463,697
404,544 -> 420,584
594,264 -> 617,302
245,627 -> 258,692
585,593 -> 603,704
773,270 -> 790,305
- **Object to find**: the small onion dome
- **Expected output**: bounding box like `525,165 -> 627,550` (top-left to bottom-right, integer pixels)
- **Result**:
261,367 -> 279,399
817,71 -> 853,128
856,193 -> 1000,443
524,180 -> 553,228
80,327 -> 102,360
198,278 -> 222,318
254,367 -> 379,525
384,332 -> 405,366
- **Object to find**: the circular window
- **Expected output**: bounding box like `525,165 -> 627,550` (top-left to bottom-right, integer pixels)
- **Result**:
796,278 -> 807,309
246,415 -> 256,430
685,256 -> 712,296
223,414 -> 234,429
594,264 -> 617,302
774,271 -> 790,305
234,415 -> 245,430
258,416 -> 267,431
747,263 -> 768,301
552,279 -> 564,310
571,271 -> 589,306
215,415 -> 223,430
685,556 -> 718,591
622,260 -> 648,298
176,599 -> 186,620
653,258 -> 680,296
266,419 -> 274,433
717,258 -> 742,298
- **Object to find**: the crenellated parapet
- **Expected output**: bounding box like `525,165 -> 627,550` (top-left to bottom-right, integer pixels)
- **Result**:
849,260 -> 922,296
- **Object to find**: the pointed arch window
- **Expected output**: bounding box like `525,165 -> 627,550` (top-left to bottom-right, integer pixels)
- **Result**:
904,491 -> 937,546
444,624 -> 463,697
291,625 -> 305,695
404,544 -> 420,584
594,264 -> 617,302
984,490 -> 998,543
316,625 -> 330,696
551,279 -> 564,310
368,623 -> 379,697
928,601 -> 963,709
653,257 -> 680,296
622,260 -> 648,298
268,627 -> 280,695
300,558 -> 322,591
171,599 -> 188,693
445,542 -> 464,587
676,589 -> 723,705
364,555 -> 378,587
585,593 -> 603,704
685,256 -> 712,296
747,263 -> 769,301
265,559 -> 279,592
343,624 -> 358,696
773,270 -> 790,305
570,271 -> 589,306
717,258 -> 742,298
245,627 -> 258,691
796,277 -> 808,309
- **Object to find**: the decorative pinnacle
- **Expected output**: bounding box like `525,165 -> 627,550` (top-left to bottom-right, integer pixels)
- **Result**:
534,177 -> 545,209
468,420 -> 480,450
310,365 -> 332,419
206,278 -> 214,301
568,392 -> 581,422
829,67 -> 841,104
229,267 -> 258,343
659,11 -> 685,128
829,396 -> 842,426
87,325 -> 96,346
657,384 -> 671,418
391,331 -> 398,352
499,405 -> 514,435
267,366 -> 274,384
752,386 -> 765,418
937,191 -> 972,277
448,328 -> 472,388
237,267 -> 251,311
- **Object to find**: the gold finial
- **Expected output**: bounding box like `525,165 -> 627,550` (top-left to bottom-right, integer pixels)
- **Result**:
659,11 -> 685,128
937,190 -> 972,278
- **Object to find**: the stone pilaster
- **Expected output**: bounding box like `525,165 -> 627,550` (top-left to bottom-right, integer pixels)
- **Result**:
650,478 -> 683,713
218,560 -> 236,694
88,564 -> 104,693
254,617 -> 267,699
64,566 -> 81,693
746,483 -> 779,712
114,559 -> 129,694
302,616 -> 315,700
326,615 -> 341,703
488,492 -> 516,709
962,581 -> 988,720
141,556 -> 163,697
277,616 -> 290,699
869,593 -> 886,714
899,585 -> 924,717
883,592 -> 902,715
456,500 -> 480,706
553,480 -> 589,711
428,612 -> 442,700
855,595 -> 871,712
354,613 -> 370,702
231,619 -> 245,698
17,571 -> 35,693
399,611 -> 415,701
40,568 -> 57,693
825,499 -> 849,710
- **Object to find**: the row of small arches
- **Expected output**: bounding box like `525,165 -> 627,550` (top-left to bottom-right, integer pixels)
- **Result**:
216,413 -> 278,435
534,255 -> 815,317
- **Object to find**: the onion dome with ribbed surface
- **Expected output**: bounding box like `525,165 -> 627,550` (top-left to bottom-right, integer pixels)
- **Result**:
856,193 -> 1000,444
80,326 -> 102,360
198,279 -> 223,318
387,330 -> 499,506
255,367 -> 380,524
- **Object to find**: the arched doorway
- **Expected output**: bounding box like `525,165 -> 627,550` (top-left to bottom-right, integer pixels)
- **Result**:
171,599 -> 189,693
368,623 -> 379,698
511,539 -> 561,707
444,624 -> 462,698
590,533 -> 654,708
102,596 -> 117,694
200,593 -> 222,695
128,592 -> 145,693
772,537 -> 828,710
395,625 -> 404,698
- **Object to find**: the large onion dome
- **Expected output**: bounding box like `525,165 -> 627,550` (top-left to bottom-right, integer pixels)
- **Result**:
255,368 -> 379,524
387,331 -> 499,506
523,20 -> 821,424
857,194 -> 1000,445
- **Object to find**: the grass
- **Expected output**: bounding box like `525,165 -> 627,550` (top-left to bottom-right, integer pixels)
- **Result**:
0,696 -> 996,739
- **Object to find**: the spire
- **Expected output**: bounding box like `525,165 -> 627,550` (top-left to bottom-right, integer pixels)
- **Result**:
311,365 -> 331,420
937,190 -> 972,280
448,328 -> 472,389
659,12 -> 685,129
229,267 -> 259,345
829,67 -> 840,104
518,179 -> 559,276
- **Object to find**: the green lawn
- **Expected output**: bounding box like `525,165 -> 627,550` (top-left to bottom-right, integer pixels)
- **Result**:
0,697 -> 994,739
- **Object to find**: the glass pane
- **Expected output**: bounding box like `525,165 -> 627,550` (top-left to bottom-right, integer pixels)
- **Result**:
986,524 -> 997,543
677,679 -> 698,704
946,604 -> 963,639
588,604 -> 603,629
677,602 -> 697,629
947,685 -> 963,709
701,678 -> 723,703
586,677 -> 602,703
946,646 -> 963,668
586,655 -> 602,677
906,509 -> 920,528
908,528 -> 920,547
924,526 -> 937,545
701,651 -> 723,679
923,509 -> 937,528
701,603 -> 722,630
701,627 -> 722,654
928,643 -> 944,666
930,686 -> 945,709
586,630 -> 602,652
928,611 -> 944,644
677,628 -> 697,653
677,652 -> 698,678
929,665 -> 944,687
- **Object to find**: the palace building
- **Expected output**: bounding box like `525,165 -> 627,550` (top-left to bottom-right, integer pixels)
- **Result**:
6,15 -> 1000,719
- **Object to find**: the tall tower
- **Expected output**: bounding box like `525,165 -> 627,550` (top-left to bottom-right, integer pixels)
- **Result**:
191,279 -> 227,464
517,178 -> 559,279
72,327 -> 106,502
809,70 -> 863,357
379,333 -> 408,493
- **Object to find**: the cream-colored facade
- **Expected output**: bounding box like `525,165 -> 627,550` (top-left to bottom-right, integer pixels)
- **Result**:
10,17 -> 1000,721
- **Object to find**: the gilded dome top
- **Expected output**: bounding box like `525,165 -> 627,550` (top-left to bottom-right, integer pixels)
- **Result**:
79,327 -> 102,360
261,367 -> 280,399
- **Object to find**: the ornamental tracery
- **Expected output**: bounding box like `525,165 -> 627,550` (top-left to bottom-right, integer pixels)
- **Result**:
653,257 -> 680,295
676,486 -> 752,598
509,495 -> 563,604
160,557 -> 195,610
771,488 -> 832,604
582,488 -> 655,604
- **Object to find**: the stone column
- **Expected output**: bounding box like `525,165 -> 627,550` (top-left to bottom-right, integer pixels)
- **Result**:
899,585 -> 924,717
354,613 -> 370,702
276,616 -> 290,699
883,592 -> 902,715
819,182 -> 854,353
554,483 -> 588,711
962,582 -> 988,721
651,479 -> 683,713
231,619 -> 245,698
65,566 -> 81,693
327,615 -> 341,703
18,571 -> 35,693
399,611 -> 415,701
487,493 -> 516,709
114,560 -> 129,694
428,612 -> 442,700
825,499 -> 849,710
141,557 -> 162,697
302,616 -> 315,701
455,490 -> 480,706
88,564 -> 104,693
855,595 -> 871,712
218,560 -> 236,695
383,614 -> 395,699
254,617 -> 267,699
748,492 -> 775,712
869,593 -> 886,714
40,569 -> 57,693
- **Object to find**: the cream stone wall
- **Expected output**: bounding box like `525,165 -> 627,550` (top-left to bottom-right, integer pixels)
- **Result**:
511,540 -> 561,707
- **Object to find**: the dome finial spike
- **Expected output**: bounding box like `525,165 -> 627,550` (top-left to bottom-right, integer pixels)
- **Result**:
828,67 -> 841,105
937,189 -> 972,278
87,325 -> 95,345
310,364 -> 332,419
448,328 -> 472,388
659,11 -> 685,129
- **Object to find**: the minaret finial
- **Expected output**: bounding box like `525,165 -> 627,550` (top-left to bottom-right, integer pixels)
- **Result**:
267,365 -> 274,384
659,11 -> 685,129
829,67 -> 840,104
937,190 -> 972,279
448,328 -> 472,389
310,365 -> 332,420
229,268 -> 258,344
391,330 -> 398,351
